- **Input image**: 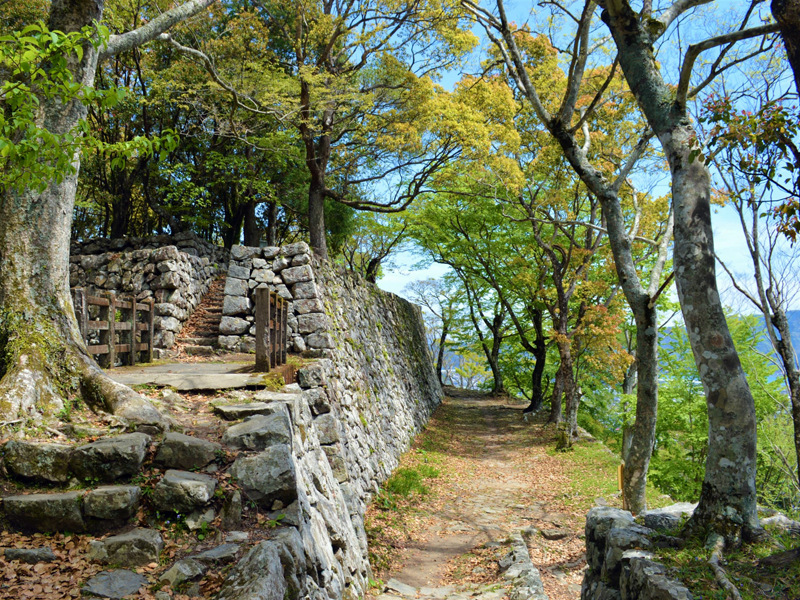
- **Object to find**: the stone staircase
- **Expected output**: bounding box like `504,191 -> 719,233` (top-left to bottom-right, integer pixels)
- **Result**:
176,275 -> 226,356
0,386 -> 305,598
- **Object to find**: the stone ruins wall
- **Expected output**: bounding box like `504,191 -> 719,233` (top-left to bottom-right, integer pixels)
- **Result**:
69,232 -> 228,351
218,242 -> 331,354
226,261 -> 444,598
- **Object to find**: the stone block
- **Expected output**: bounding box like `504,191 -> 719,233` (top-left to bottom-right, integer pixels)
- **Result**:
82,570 -> 149,599
156,260 -> 179,273
194,543 -> 240,565
314,413 -> 340,445
153,470 -> 217,514
281,265 -> 313,285
100,528 -> 164,567
291,253 -> 311,266
151,246 -> 180,262
296,313 -> 327,334
620,558 -> 692,600
307,332 -> 335,349
3,547 -> 56,564
213,402 -> 279,420
229,445 -> 297,508
220,490 -> 243,530
223,295 -> 251,316
2,440 -> 72,484
262,246 -> 281,259
252,258 -> 267,269
160,558 -> 206,587
218,335 -> 240,351
216,542 -> 286,600
154,433 -> 221,470
228,264 -> 251,280
231,245 -> 261,261
274,284 -> 292,299
298,362 -> 328,389
293,298 -> 324,315
281,242 -> 310,257
222,412 -> 293,451
322,444 -> 348,483
70,433 -> 151,483
304,388 -> 331,415
156,316 -> 182,333
3,492 -> 85,533
272,256 -> 290,271
157,271 -> 182,289
219,316 -> 250,335
292,281 -> 319,299
252,269 -> 275,283
83,485 -> 141,530
224,277 -> 249,297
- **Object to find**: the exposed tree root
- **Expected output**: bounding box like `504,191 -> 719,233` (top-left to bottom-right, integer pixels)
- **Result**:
708,535 -> 743,600
759,547 -> 800,568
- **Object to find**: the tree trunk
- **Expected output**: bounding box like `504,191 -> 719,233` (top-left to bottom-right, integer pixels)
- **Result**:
526,310 -> 547,413
308,178 -> 328,260
558,338 -> 578,441
436,323 -> 449,385
0,0 -> 164,428
549,363 -> 564,423
265,201 -> 278,246
243,199 -> 260,247
772,0 -> 800,96
602,4 -> 760,541
771,309 -> 800,484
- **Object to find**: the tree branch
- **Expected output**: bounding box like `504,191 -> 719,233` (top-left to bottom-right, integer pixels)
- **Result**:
100,0 -> 217,58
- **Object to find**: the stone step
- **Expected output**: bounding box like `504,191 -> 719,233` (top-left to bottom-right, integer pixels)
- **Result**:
183,345 -> 216,356
178,336 -> 218,346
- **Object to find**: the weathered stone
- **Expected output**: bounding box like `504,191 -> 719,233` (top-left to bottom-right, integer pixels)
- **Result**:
228,264 -> 251,280
154,432 -> 221,470
262,246 -> 280,259
641,503 -> 695,533
620,558 -> 692,600
216,541 -> 286,600
314,413 -> 340,445
293,298 -> 325,315
70,433 -> 150,483
2,440 -> 72,483
3,492 -> 85,533
602,524 -> 654,583
297,312 -> 328,333
229,445 -> 297,508
281,242 -> 310,257
293,336 -> 307,352
291,253 -> 311,266
160,558 -> 206,587
306,332 -> 335,349
224,277 -> 249,297
99,528 -> 164,567
541,528 -> 569,540
304,388 -> 330,415
281,265 -> 313,285
157,271 -> 182,289
762,514 -> 800,534
151,246 -> 181,262
322,445 -> 348,483
218,316 -> 250,335
272,256 -> 290,271
3,547 -> 56,564
157,315 -> 182,333
152,470 -> 217,513
231,245 -> 261,261
252,268 -> 275,283
274,284 -> 293,299
221,490 -> 243,530
82,570 -> 149,599
195,543 -> 240,565
156,259 -> 179,273
185,508 -> 215,531
386,579 -> 417,597
223,412 -> 293,451
83,486 -> 141,530
218,335 -> 240,351
213,402 -> 280,420
223,295 -> 251,316
298,362 -> 328,389
291,281 -> 318,299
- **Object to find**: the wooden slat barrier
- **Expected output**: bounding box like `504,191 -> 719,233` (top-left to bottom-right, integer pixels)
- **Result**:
71,288 -> 155,367
255,288 -> 288,372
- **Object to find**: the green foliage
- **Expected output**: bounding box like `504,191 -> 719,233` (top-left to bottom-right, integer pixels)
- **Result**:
650,314 -> 789,504
384,464 -> 440,497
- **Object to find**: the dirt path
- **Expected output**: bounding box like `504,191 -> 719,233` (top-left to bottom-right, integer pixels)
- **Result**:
367,391 -> 616,600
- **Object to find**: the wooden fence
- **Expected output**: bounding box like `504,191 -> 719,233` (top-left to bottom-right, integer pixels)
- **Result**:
255,288 -> 288,372
72,288 -> 155,367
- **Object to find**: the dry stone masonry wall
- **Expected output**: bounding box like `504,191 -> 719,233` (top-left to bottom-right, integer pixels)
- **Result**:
218,242 -> 331,354
69,232 -> 228,352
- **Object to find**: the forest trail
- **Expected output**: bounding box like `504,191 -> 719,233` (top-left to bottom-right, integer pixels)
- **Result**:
367,391 -> 624,600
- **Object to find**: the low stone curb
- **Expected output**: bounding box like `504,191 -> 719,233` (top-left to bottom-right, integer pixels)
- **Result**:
501,532 -> 548,600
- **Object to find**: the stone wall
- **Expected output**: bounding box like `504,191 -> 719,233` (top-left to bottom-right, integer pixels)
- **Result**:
226,261 -> 444,598
69,232 -> 228,350
218,243 -> 331,354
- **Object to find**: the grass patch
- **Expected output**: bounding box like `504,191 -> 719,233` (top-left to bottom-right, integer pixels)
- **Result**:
385,464 -> 440,496
656,533 -> 800,600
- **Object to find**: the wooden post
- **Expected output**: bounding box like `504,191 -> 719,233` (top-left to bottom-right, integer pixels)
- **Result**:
145,298 -> 155,363
281,298 -> 288,365
255,287 -> 269,372
99,292 -> 116,368
72,288 -> 88,343
270,292 -> 277,368
129,296 -> 137,367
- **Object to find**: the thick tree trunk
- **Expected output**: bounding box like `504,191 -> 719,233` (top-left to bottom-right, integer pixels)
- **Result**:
526,312 -> 547,413
243,199 -> 260,247
549,362 -> 564,424
602,4 -> 759,541
773,0 -> 800,96
308,178 -> 328,260
558,338 -> 578,441
265,201 -> 278,246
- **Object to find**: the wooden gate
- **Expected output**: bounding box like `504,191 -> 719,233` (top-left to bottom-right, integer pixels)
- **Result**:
254,288 -> 288,372
72,288 -> 155,367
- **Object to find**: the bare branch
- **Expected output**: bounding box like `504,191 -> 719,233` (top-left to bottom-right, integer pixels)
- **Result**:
656,0 -> 714,36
